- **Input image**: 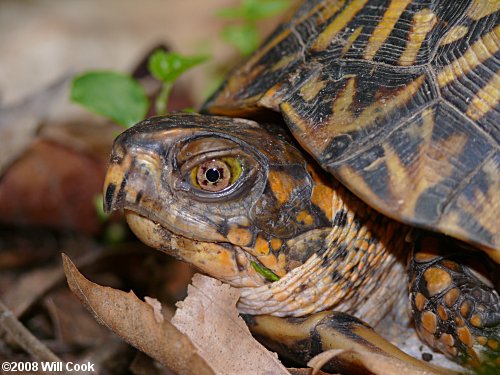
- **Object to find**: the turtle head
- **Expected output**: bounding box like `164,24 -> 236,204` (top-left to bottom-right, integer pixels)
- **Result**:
104,114 -> 332,287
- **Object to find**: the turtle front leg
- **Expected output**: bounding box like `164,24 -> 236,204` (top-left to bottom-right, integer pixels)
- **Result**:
409,235 -> 500,371
242,311 -> 437,373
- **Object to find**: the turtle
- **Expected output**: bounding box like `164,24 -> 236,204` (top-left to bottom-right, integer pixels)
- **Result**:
103,0 -> 500,372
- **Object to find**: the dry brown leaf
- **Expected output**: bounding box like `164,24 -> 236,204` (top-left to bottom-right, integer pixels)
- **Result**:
145,296 -> 164,324
308,348 -> 455,375
171,274 -> 290,375
62,253 -> 215,375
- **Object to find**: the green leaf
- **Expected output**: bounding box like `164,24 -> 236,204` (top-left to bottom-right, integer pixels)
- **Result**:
217,0 -> 290,21
221,24 -> 260,56
71,71 -> 148,128
148,50 -> 209,84
251,261 -> 280,282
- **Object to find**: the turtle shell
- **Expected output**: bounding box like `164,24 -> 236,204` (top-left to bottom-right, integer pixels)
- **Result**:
203,0 -> 500,258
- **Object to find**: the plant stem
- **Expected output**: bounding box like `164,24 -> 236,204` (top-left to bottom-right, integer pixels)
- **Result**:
155,81 -> 173,115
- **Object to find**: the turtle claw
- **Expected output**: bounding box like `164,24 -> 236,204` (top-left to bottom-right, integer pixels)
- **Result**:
243,311 -> 442,374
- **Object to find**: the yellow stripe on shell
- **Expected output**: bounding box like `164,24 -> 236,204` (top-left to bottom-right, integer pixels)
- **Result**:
312,0 -> 369,51
466,67 -> 500,121
437,25 -> 500,87
467,0 -> 500,21
399,8 -> 437,66
364,0 -> 413,60
439,25 -> 469,46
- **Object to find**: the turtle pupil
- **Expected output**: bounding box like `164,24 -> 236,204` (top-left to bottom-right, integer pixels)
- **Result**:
205,168 -> 220,183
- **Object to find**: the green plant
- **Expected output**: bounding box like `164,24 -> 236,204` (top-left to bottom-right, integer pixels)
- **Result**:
217,0 -> 291,56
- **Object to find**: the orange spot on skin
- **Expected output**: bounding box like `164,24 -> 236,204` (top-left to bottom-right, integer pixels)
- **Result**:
254,236 -> 270,256
440,333 -> 454,347
270,238 -> 282,251
441,260 -> 460,272
421,311 -> 437,334
296,210 -> 314,226
444,288 -> 460,307
415,293 -> 426,311
227,226 -> 253,247
457,326 -> 473,347
424,267 -> 452,296
258,252 -> 287,278
488,339 -> 499,350
460,300 -> 471,317
477,336 -> 487,346
311,184 -> 334,221
437,305 -> 448,321
470,314 -> 482,328
267,170 -> 296,204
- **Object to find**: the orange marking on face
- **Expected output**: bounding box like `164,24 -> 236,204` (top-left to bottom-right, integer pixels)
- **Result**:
399,8 -> 437,66
270,238 -> 283,251
254,236 -> 270,256
364,0 -> 413,60
455,315 -> 465,327
258,253 -> 287,278
296,210 -> 314,226
421,311 -> 437,334
227,226 -> 253,247
457,326 -> 473,347
268,170 -> 296,204
423,267 -> 452,296
311,184 -> 334,221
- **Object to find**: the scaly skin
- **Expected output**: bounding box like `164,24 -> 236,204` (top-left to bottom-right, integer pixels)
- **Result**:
103,113 -> 499,372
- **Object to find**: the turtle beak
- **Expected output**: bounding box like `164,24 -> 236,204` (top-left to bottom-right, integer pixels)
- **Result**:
103,129 -> 166,216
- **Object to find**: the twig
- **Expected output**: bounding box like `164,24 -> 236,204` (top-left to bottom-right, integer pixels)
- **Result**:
0,299 -> 71,375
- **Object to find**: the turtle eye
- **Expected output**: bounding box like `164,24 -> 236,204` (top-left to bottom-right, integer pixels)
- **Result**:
190,157 -> 242,192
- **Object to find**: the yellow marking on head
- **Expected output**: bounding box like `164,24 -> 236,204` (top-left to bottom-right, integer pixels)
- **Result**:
466,67 -> 500,121
399,9 -> 437,66
299,73 -> 326,102
254,236 -> 270,256
467,0 -> 500,20
270,238 -> 282,251
439,25 -> 469,46
364,0 -> 413,60
227,226 -> 253,247
312,0 -> 369,51
296,210 -> 314,226
341,26 -> 363,57
438,25 -> 500,87
488,339 -> 499,350
267,170 -> 296,204
311,185 -> 334,221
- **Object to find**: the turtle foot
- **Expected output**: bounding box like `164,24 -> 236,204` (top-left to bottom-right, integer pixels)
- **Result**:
409,235 -> 500,372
